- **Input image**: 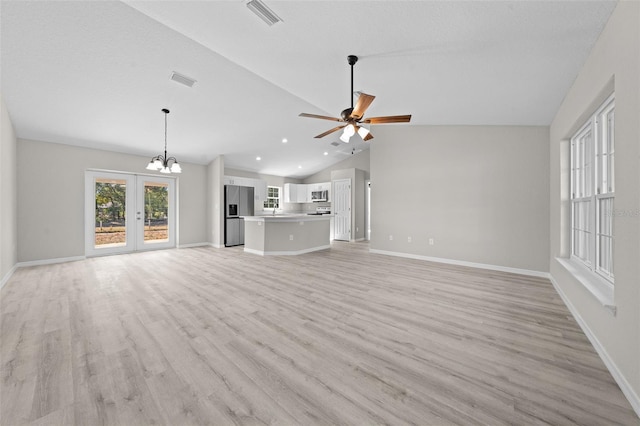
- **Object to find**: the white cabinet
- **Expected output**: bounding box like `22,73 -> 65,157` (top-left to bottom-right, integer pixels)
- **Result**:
284,183 -> 296,203
224,176 -> 267,203
224,176 -> 251,186
284,183 -> 307,203
285,182 -> 332,203
253,179 -> 267,202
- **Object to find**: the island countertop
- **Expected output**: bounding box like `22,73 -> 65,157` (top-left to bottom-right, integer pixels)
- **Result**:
242,214 -> 332,222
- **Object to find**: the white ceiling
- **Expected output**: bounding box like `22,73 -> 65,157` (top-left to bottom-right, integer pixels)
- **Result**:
1,0 -> 616,178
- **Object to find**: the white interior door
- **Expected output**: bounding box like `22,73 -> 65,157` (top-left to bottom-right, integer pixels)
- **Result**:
333,179 -> 351,241
85,171 -> 176,257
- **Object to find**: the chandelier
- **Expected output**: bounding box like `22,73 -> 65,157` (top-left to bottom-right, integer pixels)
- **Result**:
146,108 -> 182,174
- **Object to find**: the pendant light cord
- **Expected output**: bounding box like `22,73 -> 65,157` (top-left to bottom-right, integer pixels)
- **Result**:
164,109 -> 168,161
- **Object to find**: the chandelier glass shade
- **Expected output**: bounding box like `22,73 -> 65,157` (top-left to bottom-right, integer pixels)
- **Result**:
146,108 -> 182,174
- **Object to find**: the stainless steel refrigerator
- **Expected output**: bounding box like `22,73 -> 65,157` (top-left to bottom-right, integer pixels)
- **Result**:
224,185 -> 254,247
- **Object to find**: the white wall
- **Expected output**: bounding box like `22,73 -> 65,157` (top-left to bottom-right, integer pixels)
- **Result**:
370,125 -> 550,274
17,139 -> 209,262
0,94 -> 18,287
549,1 -> 640,413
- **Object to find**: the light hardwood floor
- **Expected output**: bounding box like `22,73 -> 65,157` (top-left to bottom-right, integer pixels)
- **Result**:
1,242 -> 638,425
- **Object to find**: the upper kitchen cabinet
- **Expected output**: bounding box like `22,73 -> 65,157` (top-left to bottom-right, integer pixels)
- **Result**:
284,183 -> 307,203
224,176 -> 267,202
285,182 -> 331,203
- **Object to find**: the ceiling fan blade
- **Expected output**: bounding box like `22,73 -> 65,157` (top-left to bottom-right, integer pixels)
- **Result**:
363,132 -> 374,141
363,114 -> 412,124
350,93 -> 375,119
299,113 -> 342,122
315,125 -> 346,138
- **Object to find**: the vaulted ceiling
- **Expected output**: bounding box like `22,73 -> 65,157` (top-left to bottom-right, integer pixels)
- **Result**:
1,1 -> 616,177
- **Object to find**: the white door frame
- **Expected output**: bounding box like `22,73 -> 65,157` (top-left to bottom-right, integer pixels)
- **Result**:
85,170 -> 176,257
365,180 -> 371,241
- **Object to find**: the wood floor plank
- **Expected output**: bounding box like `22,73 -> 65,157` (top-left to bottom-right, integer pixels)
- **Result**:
1,242 -> 638,425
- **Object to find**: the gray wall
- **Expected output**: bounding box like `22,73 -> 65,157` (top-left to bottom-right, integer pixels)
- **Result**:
303,149 -> 370,183
207,155 -> 225,248
17,139 -> 209,262
1,95 -> 18,286
370,125 -> 550,273
549,0 -> 640,408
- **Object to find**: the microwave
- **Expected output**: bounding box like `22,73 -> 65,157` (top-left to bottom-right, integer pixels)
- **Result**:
311,190 -> 328,202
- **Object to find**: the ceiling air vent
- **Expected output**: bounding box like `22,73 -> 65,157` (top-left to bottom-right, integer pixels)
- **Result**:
246,0 -> 282,26
170,71 -> 197,88
330,141 -> 340,147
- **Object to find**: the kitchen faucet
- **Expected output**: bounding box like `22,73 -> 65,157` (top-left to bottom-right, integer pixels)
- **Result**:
273,206 -> 277,216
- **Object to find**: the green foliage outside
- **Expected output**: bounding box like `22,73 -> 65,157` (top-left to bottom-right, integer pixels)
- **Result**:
95,182 -> 168,225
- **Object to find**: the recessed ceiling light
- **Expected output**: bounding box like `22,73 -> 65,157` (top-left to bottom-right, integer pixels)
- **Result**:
256,156 -> 261,161
298,165 -> 302,169
282,138 -> 288,143
323,152 -> 328,156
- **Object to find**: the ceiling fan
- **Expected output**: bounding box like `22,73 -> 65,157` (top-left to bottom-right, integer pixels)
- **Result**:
299,55 -> 411,143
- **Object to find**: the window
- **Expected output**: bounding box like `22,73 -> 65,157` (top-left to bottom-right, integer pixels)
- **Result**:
263,186 -> 280,209
570,95 -> 615,283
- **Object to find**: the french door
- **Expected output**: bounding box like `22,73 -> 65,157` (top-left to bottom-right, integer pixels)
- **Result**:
85,171 -> 176,257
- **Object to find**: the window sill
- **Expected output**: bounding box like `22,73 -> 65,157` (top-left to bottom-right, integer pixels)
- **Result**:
555,257 -> 616,316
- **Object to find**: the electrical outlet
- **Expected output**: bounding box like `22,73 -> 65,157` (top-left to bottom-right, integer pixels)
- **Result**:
289,235 -> 294,241
389,235 -> 393,241
356,227 -> 359,232
408,236 -> 412,243
429,238 -> 434,245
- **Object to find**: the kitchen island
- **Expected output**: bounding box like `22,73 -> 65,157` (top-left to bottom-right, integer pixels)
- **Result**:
242,214 -> 331,255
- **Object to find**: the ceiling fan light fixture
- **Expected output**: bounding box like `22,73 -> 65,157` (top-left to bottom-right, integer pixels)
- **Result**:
357,126 -> 370,139
246,0 -> 282,26
339,133 -> 350,143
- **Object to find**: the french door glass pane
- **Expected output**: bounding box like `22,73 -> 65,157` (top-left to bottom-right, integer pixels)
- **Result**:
94,178 -> 127,247
143,182 -> 169,243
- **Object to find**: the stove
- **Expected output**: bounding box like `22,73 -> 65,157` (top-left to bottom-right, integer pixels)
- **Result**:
307,206 -> 331,215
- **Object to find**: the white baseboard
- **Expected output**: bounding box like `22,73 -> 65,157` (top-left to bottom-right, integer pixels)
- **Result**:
1,265 -> 18,290
245,245 -> 330,256
369,249 -> 549,278
177,242 -> 211,249
548,275 -> 640,418
210,243 -> 224,249
17,255 -> 86,268
2,256 -> 86,290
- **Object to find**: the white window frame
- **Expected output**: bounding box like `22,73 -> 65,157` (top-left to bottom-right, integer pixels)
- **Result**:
570,94 -> 615,286
263,186 -> 281,211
